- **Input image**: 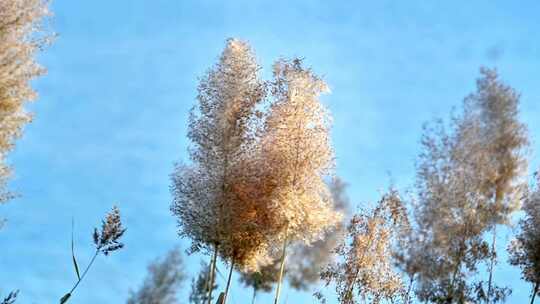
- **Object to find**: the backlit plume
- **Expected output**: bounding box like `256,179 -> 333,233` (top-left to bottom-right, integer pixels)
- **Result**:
0,0 -> 52,202
171,39 -> 342,304
170,38 -> 267,271
260,58 -> 340,248
287,177 -> 350,290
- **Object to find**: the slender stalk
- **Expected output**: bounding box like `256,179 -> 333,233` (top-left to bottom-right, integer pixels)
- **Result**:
405,274 -> 415,304
531,282 -> 539,304
449,224 -> 469,302
446,240 -> 467,304
251,287 -> 257,304
205,256 -> 213,299
487,226 -> 497,304
223,258 -> 235,304
68,249 -> 99,294
449,260 -> 461,296
215,292 -> 225,304
61,249 -> 100,303
273,226 -> 289,304
207,243 -> 219,304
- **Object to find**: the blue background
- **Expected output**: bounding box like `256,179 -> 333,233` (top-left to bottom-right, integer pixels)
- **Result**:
1,1 -> 539,303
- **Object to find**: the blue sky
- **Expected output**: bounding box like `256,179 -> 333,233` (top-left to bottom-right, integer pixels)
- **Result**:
1,1 -> 540,303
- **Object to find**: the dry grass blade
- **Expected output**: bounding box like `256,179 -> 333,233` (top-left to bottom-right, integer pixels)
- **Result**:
71,218 -> 81,280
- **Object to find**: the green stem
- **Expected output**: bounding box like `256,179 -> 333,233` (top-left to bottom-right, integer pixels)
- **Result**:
223,258 -> 235,304
273,227 -> 289,304
531,282 -> 539,304
449,250 -> 464,303
207,243 -> 219,304
251,288 -> 257,304
62,249 -> 99,302
204,257 -> 213,298
405,274 -> 415,304
487,226 -> 497,304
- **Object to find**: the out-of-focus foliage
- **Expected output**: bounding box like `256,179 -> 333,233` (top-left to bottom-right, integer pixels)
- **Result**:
0,0 -> 52,204
411,118 -> 494,303
239,261 -> 280,304
321,188 -> 408,304
189,261 -> 218,304
397,68 -> 527,304
287,177 -> 350,290
127,248 -> 186,304
509,172 -> 540,303
463,68 -> 528,303
461,68 -> 528,225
